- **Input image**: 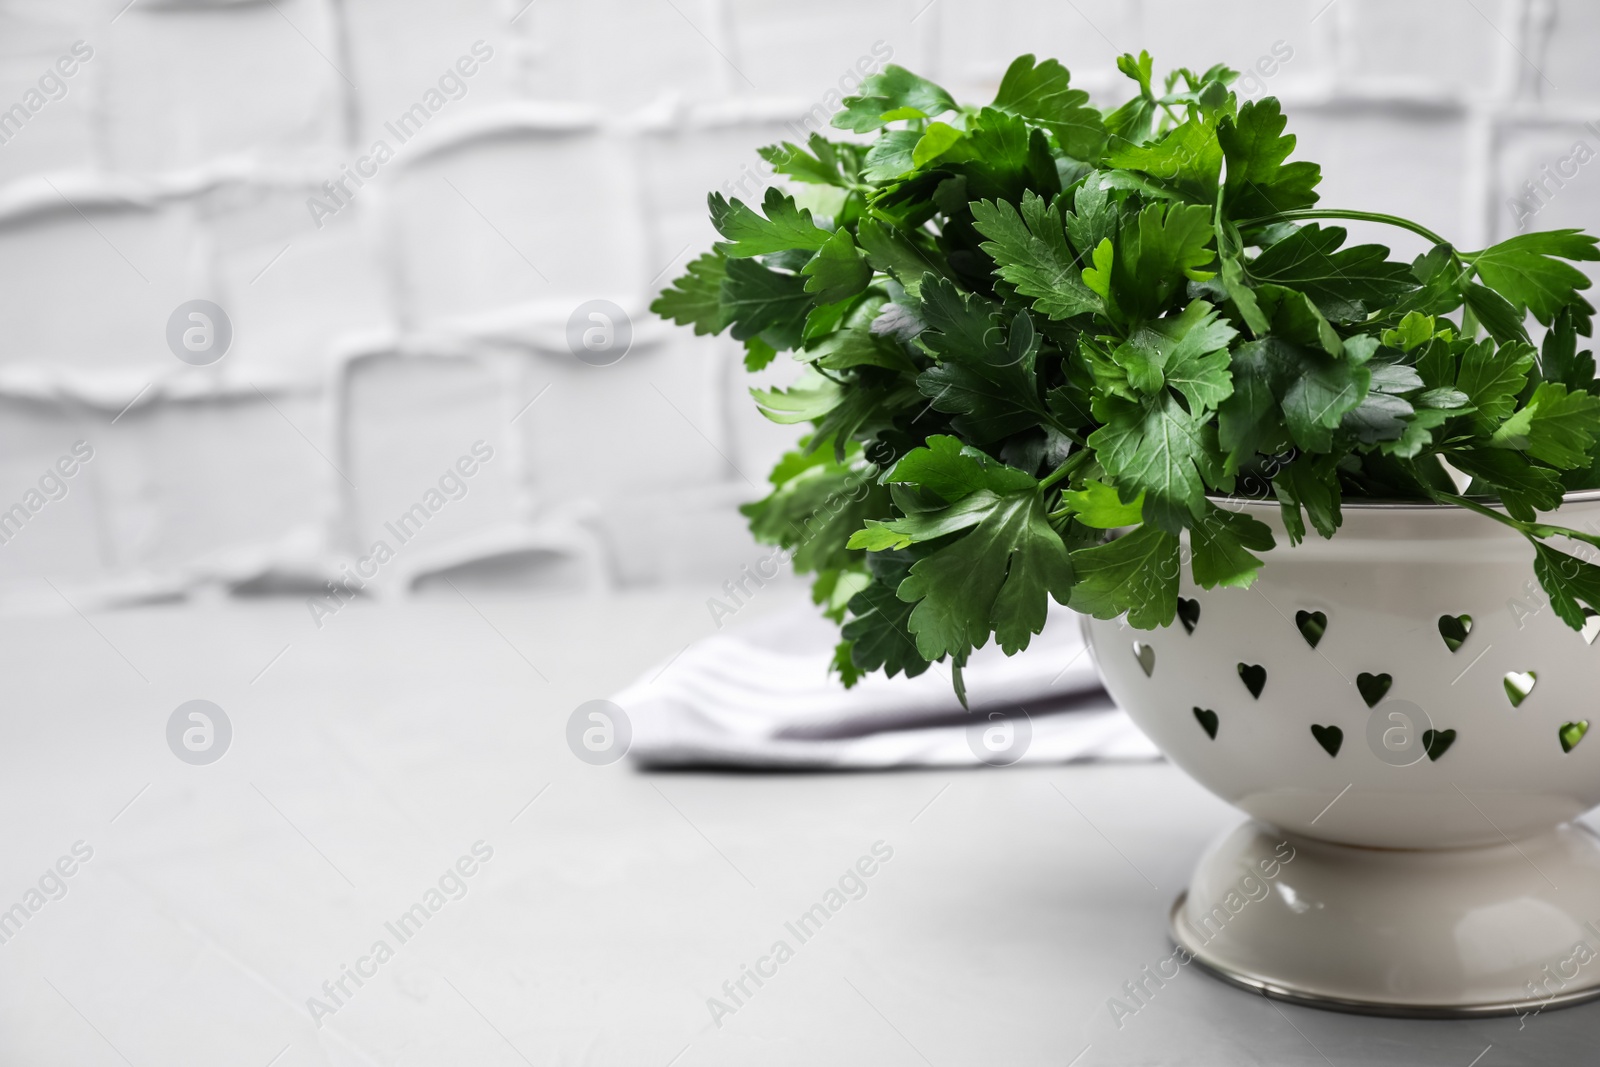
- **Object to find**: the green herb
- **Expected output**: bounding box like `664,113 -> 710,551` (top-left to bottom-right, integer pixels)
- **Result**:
652,52 -> 1600,698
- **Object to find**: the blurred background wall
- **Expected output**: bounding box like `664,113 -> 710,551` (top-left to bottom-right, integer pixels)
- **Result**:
0,0 -> 1594,614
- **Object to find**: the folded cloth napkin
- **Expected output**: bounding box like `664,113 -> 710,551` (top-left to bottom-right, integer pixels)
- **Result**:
619,603 -> 1159,768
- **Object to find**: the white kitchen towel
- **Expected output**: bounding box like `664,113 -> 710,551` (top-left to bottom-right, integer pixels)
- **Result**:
618,604 -> 1159,768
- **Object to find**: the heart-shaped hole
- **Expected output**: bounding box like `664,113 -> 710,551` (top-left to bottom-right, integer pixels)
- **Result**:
1133,642 -> 1155,677
1438,614 -> 1472,654
1356,672 -> 1392,708
1176,597 -> 1200,636
1561,721 -> 1589,753
1292,607 -> 1331,652
1294,610 -> 1327,649
1504,671 -> 1537,708
1193,707 -> 1218,739
1311,724 -> 1343,757
1422,728 -> 1456,762
1583,611 -> 1600,646
1237,663 -> 1266,699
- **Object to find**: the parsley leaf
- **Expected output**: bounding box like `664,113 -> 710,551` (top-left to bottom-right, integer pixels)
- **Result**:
801,228 -> 872,306
1273,453 -> 1343,543
915,279 -> 1054,442
1216,339 -> 1285,473
1067,524 -> 1179,629
1064,178 -> 1120,260
1091,202 -> 1217,322
1532,542 -> 1600,630
861,129 -> 922,182
1061,479 -> 1145,528
855,220 -> 945,299
800,297 -> 915,373
991,54 -> 1107,161
1103,51 -> 1159,146
1490,381 -> 1600,469
1215,327 -> 1370,454
1342,360 -> 1422,444
757,135 -> 862,187
849,436 -> 1070,659
1088,391 -> 1219,532
721,258 -> 812,346
1190,504 -> 1276,589
1540,308 -> 1597,393
878,434 -> 1037,502
1450,448 -> 1563,521
1248,224 -> 1417,322
849,491 -> 1001,551
839,552 -> 932,681
743,337 -> 777,372
1114,299 -> 1239,414
1455,338 -> 1534,422
1463,282 -> 1529,345
1104,119 -> 1223,204
897,490 -> 1073,658
1471,230 -> 1600,325
750,372 -> 843,424
1216,221 -> 1270,337
1255,284 -> 1343,356
652,250 -> 730,335
971,192 -> 1102,321
834,66 -> 958,132
1218,97 -> 1322,220
937,108 -> 1061,203
709,188 -> 832,257
741,446 -> 887,575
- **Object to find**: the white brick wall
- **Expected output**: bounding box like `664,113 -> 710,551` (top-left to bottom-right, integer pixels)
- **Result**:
0,0 -> 1594,610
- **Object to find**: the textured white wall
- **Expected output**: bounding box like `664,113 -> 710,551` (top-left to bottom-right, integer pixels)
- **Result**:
0,0 -> 1593,612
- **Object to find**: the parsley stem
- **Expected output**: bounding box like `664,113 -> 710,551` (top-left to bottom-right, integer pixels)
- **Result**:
1039,450 -> 1088,492
1039,467 -> 1072,492
1417,487 -> 1539,543
1423,489 -> 1510,522
1040,414 -> 1089,448
1427,486 -> 1600,552
1238,209 -> 1453,251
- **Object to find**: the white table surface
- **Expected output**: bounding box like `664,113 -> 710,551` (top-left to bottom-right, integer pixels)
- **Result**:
2,584 -> 1595,1066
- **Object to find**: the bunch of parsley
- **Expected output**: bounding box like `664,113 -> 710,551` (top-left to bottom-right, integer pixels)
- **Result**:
653,53 -> 1600,699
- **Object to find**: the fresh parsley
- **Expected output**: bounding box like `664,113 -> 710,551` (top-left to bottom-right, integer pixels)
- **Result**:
653,53 -> 1600,699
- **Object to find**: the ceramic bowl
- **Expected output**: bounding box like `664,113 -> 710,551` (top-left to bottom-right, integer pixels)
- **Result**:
1084,492 -> 1600,1014
1088,493 -> 1600,848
